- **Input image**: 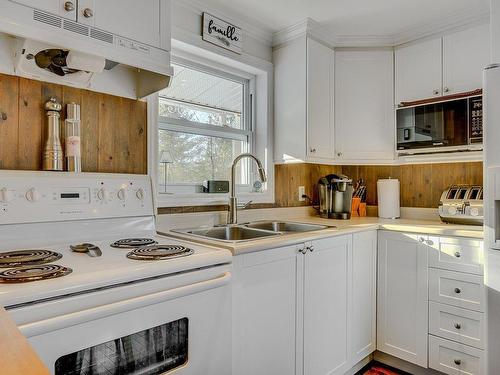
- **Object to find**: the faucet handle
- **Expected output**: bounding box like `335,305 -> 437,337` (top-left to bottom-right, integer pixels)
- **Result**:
237,200 -> 253,209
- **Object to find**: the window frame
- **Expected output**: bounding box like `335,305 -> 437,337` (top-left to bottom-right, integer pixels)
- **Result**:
154,55 -> 263,202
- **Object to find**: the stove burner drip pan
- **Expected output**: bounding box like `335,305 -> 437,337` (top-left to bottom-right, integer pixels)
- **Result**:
110,238 -> 158,249
127,245 -> 194,261
0,250 -> 63,268
0,264 -> 72,283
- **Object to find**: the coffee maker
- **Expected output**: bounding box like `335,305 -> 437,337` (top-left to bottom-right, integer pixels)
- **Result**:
318,174 -> 354,219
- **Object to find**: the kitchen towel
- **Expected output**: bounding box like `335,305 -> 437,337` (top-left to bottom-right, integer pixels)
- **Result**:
377,178 -> 400,219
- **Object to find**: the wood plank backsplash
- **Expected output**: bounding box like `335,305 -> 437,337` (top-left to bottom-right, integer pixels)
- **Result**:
275,162 -> 483,209
0,73 -> 147,174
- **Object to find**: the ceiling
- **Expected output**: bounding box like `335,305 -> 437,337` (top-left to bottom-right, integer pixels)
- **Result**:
202,0 -> 489,38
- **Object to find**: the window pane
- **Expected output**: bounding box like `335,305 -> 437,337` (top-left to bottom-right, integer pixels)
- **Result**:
159,64 -> 244,130
159,97 -> 242,129
159,129 -> 248,185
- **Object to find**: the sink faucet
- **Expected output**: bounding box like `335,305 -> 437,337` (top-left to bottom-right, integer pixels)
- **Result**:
228,153 -> 267,225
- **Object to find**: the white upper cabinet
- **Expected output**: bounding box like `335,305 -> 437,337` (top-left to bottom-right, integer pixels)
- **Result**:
274,36 -> 334,164
12,0 -> 77,20
395,37 -> 442,104
395,24 -> 491,104
335,50 -> 395,162
307,38 -> 335,160
77,0 -> 164,48
443,24 -> 491,95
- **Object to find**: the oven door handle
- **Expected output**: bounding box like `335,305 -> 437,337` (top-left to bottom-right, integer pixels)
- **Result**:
19,271 -> 231,338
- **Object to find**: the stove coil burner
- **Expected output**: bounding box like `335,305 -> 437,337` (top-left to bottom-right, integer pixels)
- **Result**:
110,238 -> 158,249
0,250 -> 63,268
127,245 -> 194,261
0,264 -> 72,283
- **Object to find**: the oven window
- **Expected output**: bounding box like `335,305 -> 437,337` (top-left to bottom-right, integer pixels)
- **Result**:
55,318 -> 188,375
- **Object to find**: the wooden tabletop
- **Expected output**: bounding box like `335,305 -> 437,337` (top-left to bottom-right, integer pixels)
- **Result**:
0,307 -> 50,375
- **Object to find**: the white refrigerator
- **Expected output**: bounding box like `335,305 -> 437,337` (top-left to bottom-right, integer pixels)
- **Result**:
483,63 -> 500,373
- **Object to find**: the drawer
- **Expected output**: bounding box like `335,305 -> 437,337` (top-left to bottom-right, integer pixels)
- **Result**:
429,335 -> 484,375
428,236 -> 483,275
429,301 -> 484,349
429,268 -> 484,312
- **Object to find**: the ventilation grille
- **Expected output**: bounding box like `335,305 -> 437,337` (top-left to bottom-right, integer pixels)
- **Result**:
63,20 -> 89,36
33,9 -> 62,28
90,28 -> 114,44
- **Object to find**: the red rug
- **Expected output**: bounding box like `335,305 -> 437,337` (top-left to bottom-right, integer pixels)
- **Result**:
363,366 -> 403,375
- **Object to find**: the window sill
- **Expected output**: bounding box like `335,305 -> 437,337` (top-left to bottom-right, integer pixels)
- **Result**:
156,191 -> 274,208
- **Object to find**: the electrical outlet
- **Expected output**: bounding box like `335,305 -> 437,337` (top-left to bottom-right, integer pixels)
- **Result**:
298,186 -> 305,201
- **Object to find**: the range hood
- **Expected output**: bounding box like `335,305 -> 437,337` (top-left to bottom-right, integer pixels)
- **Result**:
0,1 -> 173,98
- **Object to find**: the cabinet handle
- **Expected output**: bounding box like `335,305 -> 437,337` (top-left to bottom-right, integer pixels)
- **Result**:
426,239 -> 434,246
443,87 -> 450,93
299,247 -> 307,254
308,245 -> 314,252
337,152 -> 343,157
309,147 -> 316,153
419,237 -> 425,242
454,322 -> 461,330
454,251 -> 461,258
83,8 -> 94,18
454,287 -> 462,294
64,1 -> 75,11
454,359 -> 462,366
433,89 -> 440,95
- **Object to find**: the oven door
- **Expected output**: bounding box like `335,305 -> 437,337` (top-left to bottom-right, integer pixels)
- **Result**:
7,265 -> 231,375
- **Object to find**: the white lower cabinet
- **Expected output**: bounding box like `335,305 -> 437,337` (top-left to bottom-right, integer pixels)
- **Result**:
377,231 -> 429,367
232,231 -> 377,375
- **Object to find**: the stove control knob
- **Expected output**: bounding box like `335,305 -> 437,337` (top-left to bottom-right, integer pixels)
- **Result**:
117,188 -> 128,201
136,188 -> 145,200
0,188 -> 14,203
471,207 -> 479,217
25,188 -> 41,202
448,206 -> 457,215
97,188 -> 110,201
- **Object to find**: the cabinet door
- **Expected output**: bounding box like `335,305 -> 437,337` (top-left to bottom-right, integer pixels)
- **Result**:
377,231 -> 428,367
12,0 -> 77,20
351,231 -> 377,364
232,245 -> 301,375
77,0 -> 162,47
443,24 -> 491,94
303,235 -> 351,375
335,50 -> 394,161
395,38 -> 442,104
306,38 -> 334,161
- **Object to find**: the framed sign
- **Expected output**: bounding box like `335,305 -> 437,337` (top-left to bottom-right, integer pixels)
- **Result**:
202,13 -> 242,54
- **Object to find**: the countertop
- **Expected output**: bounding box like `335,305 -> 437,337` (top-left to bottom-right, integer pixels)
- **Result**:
165,215 -> 483,255
0,307 -> 49,375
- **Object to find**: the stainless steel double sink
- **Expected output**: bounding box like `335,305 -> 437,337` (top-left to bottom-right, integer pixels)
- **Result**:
171,221 -> 335,243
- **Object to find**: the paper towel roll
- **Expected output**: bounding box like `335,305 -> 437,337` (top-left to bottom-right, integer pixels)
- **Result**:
377,178 -> 400,219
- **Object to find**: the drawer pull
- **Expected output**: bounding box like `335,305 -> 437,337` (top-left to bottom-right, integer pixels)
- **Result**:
454,322 -> 461,329
426,239 -> 434,246
454,287 -> 462,294
454,251 -> 461,258
454,358 -> 462,366
419,237 -> 425,242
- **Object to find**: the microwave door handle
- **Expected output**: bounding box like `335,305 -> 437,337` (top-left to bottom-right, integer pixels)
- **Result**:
404,128 -> 410,140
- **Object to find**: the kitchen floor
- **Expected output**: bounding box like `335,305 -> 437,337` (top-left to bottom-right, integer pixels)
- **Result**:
356,362 -> 412,375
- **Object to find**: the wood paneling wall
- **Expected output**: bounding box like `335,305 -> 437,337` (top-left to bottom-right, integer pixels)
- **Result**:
0,73 -> 147,174
275,162 -> 483,209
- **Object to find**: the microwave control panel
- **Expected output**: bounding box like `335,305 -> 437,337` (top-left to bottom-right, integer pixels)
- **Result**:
469,96 -> 483,143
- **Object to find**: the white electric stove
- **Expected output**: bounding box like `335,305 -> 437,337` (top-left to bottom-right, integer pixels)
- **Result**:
0,171 -> 232,375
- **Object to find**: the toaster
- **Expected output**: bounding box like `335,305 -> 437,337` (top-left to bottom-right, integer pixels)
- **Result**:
438,185 -> 483,225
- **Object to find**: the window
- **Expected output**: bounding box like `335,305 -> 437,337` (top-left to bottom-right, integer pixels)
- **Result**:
157,62 -> 254,194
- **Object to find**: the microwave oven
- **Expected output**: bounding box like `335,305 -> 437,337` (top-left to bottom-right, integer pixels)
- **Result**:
396,95 -> 482,154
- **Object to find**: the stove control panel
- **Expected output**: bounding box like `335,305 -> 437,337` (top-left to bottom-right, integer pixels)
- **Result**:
0,171 -> 154,225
